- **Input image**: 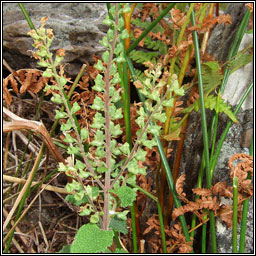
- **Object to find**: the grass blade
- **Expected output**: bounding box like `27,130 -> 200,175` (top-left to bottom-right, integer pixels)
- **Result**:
126,3 -> 175,54
191,7 -> 217,252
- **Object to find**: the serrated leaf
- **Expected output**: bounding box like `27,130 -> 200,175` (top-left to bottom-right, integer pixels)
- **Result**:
70,224 -> 114,253
58,245 -> 71,253
59,76 -> 67,87
142,138 -> 157,149
162,98 -> 174,107
54,55 -> 63,67
110,186 -> 137,207
119,142 -> 130,155
91,96 -> 105,111
60,119 -> 72,131
94,60 -> 105,71
163,127 -> 182,141
58,162 -> 68,172
102,51 -> 110,63
51,93 -> 62,104
127,158 -> 146,175
55,110 -> 67,119
120,29 -> 129,39
67,145 -> 80,155
152,112 -> 166,123
71,102 -> 81,114
81,128 -> 89,141
63,133 -> 76,143
114,248 -> 128,253
115,210 -> 129,220
147,125 -> 161,136
65,194 -> 88,206
134,148 -> 147,162
116,56 -> 126,63
38,60 -> 50,68
109,215 -> 128,234
90,213 -> 99,224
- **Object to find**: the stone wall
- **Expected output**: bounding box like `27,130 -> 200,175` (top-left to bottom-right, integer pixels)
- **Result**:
3,3 -> 108,77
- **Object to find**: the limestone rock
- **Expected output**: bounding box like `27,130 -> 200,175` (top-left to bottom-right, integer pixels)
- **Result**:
3,3 -> 108,77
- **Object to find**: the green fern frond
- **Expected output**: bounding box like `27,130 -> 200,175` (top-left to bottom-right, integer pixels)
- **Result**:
182,94 -> 238,123
144,36 -> 167,54
131,18 -> 164,34
133,68 -> 146,82
201,61 -> 223,95
129,49 -> 159,65
227,48 -> 253,73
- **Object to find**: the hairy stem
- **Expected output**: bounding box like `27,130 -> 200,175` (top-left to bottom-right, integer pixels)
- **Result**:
103,3 -> 119,230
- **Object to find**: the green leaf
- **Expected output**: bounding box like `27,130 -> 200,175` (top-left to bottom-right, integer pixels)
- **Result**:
58,162 -> 68,172
51,93 -> 62,104
102,51 -> 110,63
201,61 -> 223,95
94,60 -> 105,71
70,224 -> 114,253
111,90 -> 122,103
66,180 -> 82,193
116,56 -> 126,63
114,248 -> 128,253
65,194 -> 88,206
91,112 -> 105,129
227,51 -> 253,73
85,185 -> 99,200
111,73 -> 121,85
111,123 -> 123,137
60,119 -> 72,131
54,55 -> 63,67
90,213 -> 99,224
55,110 -> 67,119
119,142 -> 130,155
91,96 -> 105,111
114,43 -> 123,56
118,16 -> 125,30
134,148 -> 147,162
162,98 -> 174,107
142,138 -> 157,149
107,29 -> 114,41
152,112 -> 166,123
91,130 -> 105,147
103,15 -> 114,26
79,205 -> 93,216
97,165 -> 108,173
147,124 -> 161,136
59,76 -> 67,87
119,4 -> 131,14
67,145 -> 80,155
109,215 -> 128,234
127,158 -> 146,175
115,210 -> 129,220
110,186 -> 137,207
71,102 -> 81,114
81,128 -> 89,141
58,245 -> 71,253
63,133 -> 76,143
120,29 -> 129,39
38,60 -> 50,68
99,36 -> 109,48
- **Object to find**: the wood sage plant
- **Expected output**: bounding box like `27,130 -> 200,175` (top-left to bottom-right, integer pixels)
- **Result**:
27,3 -> 184,253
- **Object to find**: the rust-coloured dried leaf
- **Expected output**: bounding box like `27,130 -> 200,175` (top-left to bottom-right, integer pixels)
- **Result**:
175,174 -> 186,198
192,187 -> 212,196
56,48 -> 65,57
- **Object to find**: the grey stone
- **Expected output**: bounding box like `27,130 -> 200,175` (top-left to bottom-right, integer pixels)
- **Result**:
222,34 -> 253,110
3,3 -> 108,77
207,3 -> 247,63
